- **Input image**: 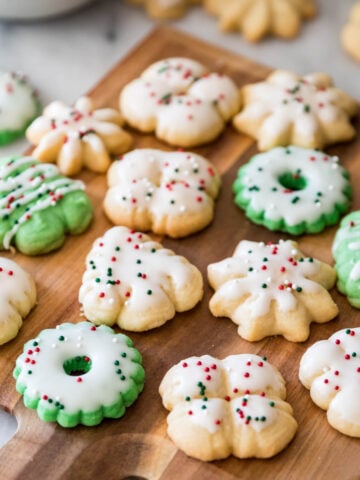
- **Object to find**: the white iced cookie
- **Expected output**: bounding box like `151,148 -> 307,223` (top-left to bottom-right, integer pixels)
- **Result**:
0,257 -> 36,345
233,70 -> 358,151
208,239 -> 338,342
0,70 -> 40,146
26,96 -> 133,176
103,149 -> 221,238
119,57 -> 241,147
342,2 -> 360,63
299,327 -> 360,437
204,0 -> 317,42
128,0 -> 201,19
79,226 -> 203,331
159,354 -> 297,461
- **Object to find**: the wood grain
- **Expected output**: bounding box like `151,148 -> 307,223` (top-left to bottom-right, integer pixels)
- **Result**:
0,26 -> 360,480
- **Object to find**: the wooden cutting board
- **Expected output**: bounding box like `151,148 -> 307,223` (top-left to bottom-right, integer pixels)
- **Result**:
1,26 -> 360,480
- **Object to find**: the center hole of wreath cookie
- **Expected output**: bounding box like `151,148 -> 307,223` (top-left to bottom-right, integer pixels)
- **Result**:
63,355 -> 92,376
278,171 -> 307,191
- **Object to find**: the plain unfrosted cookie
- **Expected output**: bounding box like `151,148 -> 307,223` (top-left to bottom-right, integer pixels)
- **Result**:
299,327 -> 360,437
0,155 -> 93,255
233,70 -> 358,151
14,322 -> 145,427
0,70 -> 40,146
233,146 -> 352,235
128,0 -> 201,19
119,57 -> 240,147
159,353 -> 297,460
0,257 -> 36,345
342,2 -> 360,62
208,239 -> 338,342
332,211 -> 360,308
204,0 -> 317,42
26,96 -> 133,176
103,149 -> 221,238
79,226 -> 203,331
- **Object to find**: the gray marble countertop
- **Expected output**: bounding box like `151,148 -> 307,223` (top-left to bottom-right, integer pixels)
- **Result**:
0,0 -> 359,449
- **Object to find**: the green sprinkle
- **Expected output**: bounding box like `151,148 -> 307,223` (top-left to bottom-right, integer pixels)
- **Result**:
262,283 -> 267,289
116,369 -> 122,374
296,287 -> 303,293
352,352 -> 357,357
27,370 -> 32,374
261,416 -> 266,422
95,278 -> 101,283
151,248 -> 156,253
121,352 -> 127,358
201,405 -> 207,410
136,259 -> 142,264
170,200 -> 175,204
114,360 -> 120,366
304,104 -> 311,113
33,341 -> 38,347
147,290 -> 152,295
346,329 -> 351,334
115,246 -> 120,251
193,168 -> 199,173
120,375 -> 126,381
272,187 -> 278,192
59,336 -> 65,341
269,401 -> 275,407
292,196 -> 300,204
248,267 -> 254,272
185,396 -> 191,401
262,356 -> 267,361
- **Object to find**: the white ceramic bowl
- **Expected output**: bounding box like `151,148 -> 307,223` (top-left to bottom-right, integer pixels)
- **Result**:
0,0 -> 95,20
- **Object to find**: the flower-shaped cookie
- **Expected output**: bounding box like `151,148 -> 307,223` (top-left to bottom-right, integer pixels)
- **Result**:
26,96 -> 133,176
159,354 -> 297,460
128,0 -> 201,19
299,327 -> 360,437
79,226 -> 203,331
119,57 -> 241,147
332,211 -> 360,309
0,70 -> 40,146
0,155 -> 93,255
342,2 -> 360,62
103,149 -> 221,238
233,70 -> 358,151
204,0 -> 317,42
0,257 -> 36,345
208,240 -> 338,342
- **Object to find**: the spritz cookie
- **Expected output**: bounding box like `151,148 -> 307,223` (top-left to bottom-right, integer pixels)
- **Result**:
299,327 -> 360,437
233,70 -> 358,151
14,321 -> 145,427
159,353 -> 297,460
0,70 -> 40,146
26,96 -> 133,176
208,239 -> 338,342
332,211 -> 360,308
0,155 -> 93,255
204,0 -> 317,42
342,2 -> 360,63
104,149 -> 221,238
233,146 -> 351,235
128,0 -> 201,19
79,226 -> 203,331
119,57 -> 240,147
0,257 -> 36,345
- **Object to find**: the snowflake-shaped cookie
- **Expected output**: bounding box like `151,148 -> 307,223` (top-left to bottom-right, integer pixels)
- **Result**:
208,240 -> 338,342
103,149 -> 221,238
26,96 -> 133,176
299,327 -> 360,437
159,354 -> 297,460
119,57 -> 241,147
79,226 -> 203,331
128,0 -> 201,19
0,257 -> 36,345
233,70 -> 358,151
0,70 -> 40,146
342,2 -> 360,63
204,0 -> 317,42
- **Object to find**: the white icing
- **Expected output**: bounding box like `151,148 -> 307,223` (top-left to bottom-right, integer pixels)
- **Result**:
26,96 -> 130,174
299,327 -> 360,428
120,57 -> 240,146
0,257 -> 36,343
15,322 -> 143,414
0,70 -> 38,131
0,156 -> 85,249
234,70 -> 356,146
79,226 -> 203,328
161,353 -> 285,434
208,239 -> 321,318
237,146 -> 349,227
104,148 -> 220,233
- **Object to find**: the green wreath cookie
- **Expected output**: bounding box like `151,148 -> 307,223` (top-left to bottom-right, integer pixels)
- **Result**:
0,70 -> 40,146
0,155 -> 93,255
13,322 -> 145,427
333,211 -> 360,308
233,146 -> 351,235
